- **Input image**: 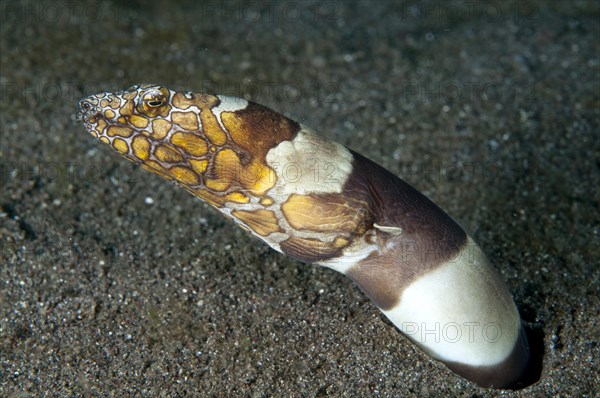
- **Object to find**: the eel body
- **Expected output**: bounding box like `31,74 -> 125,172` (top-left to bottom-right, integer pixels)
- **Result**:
77,84 -> 529,388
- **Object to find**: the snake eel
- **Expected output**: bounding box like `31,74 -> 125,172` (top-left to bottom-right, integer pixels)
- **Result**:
77,84 -> 529,388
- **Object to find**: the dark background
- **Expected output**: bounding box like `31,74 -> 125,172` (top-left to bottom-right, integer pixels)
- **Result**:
1,0 -> 598,396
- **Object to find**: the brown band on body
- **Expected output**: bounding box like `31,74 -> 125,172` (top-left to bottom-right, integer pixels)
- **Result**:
220,102 -> 300,162
344,151 -> 468,310
444,323 -> 530,389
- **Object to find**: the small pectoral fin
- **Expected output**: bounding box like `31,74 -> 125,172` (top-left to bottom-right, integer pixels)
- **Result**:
373,223 -> 403,236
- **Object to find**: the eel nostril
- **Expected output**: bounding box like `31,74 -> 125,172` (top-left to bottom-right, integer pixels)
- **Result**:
77,99 -> 98,123
80,100 -> 91,111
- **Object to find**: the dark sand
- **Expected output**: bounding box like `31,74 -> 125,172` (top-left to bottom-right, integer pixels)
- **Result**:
1,1 -> 598,396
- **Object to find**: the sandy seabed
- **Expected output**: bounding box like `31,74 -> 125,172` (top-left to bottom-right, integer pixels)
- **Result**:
1,1 -> 598,396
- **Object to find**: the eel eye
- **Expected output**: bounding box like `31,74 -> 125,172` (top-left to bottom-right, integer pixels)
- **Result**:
147,98 -> 164,107
138,87 -> 170,116
142,92 -> 166,109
